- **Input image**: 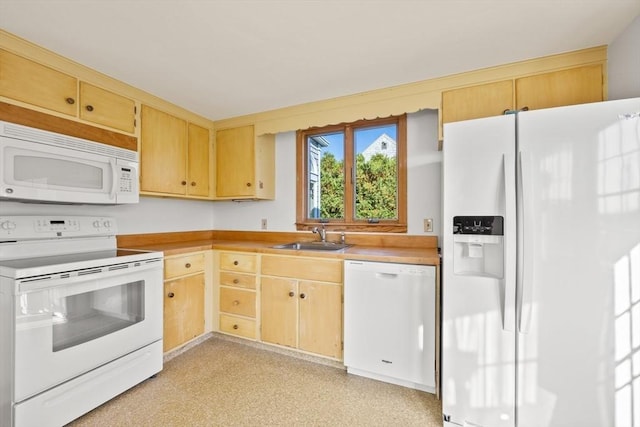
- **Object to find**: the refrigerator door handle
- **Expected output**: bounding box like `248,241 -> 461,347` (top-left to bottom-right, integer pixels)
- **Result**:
502,153 -> 517,332
517,150 -> 533,334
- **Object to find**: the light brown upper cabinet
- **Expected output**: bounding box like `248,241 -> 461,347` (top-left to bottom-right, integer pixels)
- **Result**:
79,82 -> 135,133
442,80 -> 514,124
1,50 -> 136,133
515,64 -> 603,111
215,125 -> 275,199
1,49 -> 77,116
140,105 -> 211,198
441,64 -> 604,127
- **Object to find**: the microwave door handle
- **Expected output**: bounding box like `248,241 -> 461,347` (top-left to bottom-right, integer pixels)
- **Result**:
109,159 -> 118,201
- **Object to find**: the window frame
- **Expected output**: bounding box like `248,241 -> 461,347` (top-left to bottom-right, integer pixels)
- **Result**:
296,114 -> 407,233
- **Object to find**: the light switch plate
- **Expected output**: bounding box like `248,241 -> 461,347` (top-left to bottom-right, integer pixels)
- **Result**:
423,218 -> 433,232
261,218 -> 268,230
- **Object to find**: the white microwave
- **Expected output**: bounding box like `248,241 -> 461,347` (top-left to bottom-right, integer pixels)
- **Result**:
0,121 -> 139,204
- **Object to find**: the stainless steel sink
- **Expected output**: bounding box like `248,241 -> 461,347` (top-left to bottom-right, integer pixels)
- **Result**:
271,241 -> 352,251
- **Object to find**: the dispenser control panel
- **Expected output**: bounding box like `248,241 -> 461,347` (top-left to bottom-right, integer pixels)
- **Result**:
453,216 -> 503,235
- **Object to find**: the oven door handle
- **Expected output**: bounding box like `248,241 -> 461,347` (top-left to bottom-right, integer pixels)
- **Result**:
18,259 -> 162,293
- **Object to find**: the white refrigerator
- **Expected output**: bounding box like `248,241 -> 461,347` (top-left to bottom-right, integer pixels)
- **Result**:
442,98 -> 640,427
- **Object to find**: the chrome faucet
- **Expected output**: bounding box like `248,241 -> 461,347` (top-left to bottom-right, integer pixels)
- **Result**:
312,223 -> 327,242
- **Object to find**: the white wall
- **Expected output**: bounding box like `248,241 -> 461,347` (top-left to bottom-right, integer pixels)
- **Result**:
0,197 -> 215,235
211,110 -> 442,240
608,15 -> 640,99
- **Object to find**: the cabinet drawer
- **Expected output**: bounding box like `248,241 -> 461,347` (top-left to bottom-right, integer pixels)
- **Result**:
79,82 -> 136,133
219,314 -> 256,339
261,256 -> 342,283
219,271 -> 256,289
220,287 -> 256,318
164,253 -> 205,279
220,252 -> 257,273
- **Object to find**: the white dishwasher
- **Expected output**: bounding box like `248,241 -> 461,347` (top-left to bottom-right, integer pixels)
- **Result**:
343,260 -> 436,393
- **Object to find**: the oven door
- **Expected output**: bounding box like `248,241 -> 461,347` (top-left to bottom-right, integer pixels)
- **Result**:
13,262 -> 162,402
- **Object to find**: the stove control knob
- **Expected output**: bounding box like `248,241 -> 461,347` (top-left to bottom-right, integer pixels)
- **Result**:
0,220 -> 16,230
93,220 -> 101,228
103,220 -> 112,228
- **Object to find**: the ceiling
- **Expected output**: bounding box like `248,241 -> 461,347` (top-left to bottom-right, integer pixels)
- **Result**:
1,1 -> 639,121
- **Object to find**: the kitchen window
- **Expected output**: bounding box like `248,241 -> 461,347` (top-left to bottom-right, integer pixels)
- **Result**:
296,115 -> 407,232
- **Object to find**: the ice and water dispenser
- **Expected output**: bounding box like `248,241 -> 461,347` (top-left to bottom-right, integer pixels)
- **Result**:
452,216 -> 504,278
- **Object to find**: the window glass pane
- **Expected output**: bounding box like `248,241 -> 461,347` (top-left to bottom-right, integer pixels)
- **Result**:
307,132 -> 344,219
354,124 -> 398,219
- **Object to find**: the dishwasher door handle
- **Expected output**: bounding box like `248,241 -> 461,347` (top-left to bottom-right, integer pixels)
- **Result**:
375,272 -> 398,279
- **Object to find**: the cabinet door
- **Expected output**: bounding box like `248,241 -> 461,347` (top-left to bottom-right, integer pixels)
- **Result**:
79,82 -> 136,133
140,105 -> 187,195
216,125 -> 256,197
0,49 -> 77,116
298,281 -> 343,359
163,273 -> 205,352
261,276 -> 297,348
515,64 -> 603,111
187,123 -> 210,197
442,80 -> 513,124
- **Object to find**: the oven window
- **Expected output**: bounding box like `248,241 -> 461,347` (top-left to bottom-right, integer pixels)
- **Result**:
52,280 -> 145,352
15,155 -> 104,189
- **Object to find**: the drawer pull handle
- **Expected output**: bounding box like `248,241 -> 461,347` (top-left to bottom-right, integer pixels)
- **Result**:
233,260 -> 239,266
191,181 -> 196,186
85,104 -> 94,112
233,324 -> 239,330
233,300 -> 240,306
288,291 -> 295,297
167,292 -> 175,298
181,181 -> 187,186
65,97 -> 75,105
300,293 -> 306,299
185,263 -> 191,268
233,279 -> 240,284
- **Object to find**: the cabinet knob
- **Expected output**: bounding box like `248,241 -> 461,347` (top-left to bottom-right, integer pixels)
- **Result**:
246,182 -> 252,187
85,105 -> 94,112
233,260 -> 239,266
233,324 -> 239,330
300,293 -> 306,299
233,279 -> 240,284
65,97 -> 75,105
185,263 -> 191,268
288,291 -> 295,297
181,181 -> 187,186
191,181 -> 196,186
520,106 -> 529,111
232,300 -> 240,306
167,292 -> 175,298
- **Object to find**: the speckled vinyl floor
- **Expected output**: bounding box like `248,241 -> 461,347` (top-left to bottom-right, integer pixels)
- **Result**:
68,336 -> 442,426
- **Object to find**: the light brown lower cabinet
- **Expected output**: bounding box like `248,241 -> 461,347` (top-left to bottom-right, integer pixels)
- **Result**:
163,273 -> 205,352
260,255 -> 343,359
163,252 -> 206,352
261,276 -> 342,359
217,251 -> 258,339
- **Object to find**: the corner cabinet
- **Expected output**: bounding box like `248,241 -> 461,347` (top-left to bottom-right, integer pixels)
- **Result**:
163,252 -> 206,352
140,105 -> 212,199
215,125 -> 275,200
260,255 -> 343,360
0,49 -> 136,134
441,64 -> 604,126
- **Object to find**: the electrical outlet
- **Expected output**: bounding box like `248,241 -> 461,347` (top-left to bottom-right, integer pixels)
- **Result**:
423,218 -> 433,233
261,218 -> 268,230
